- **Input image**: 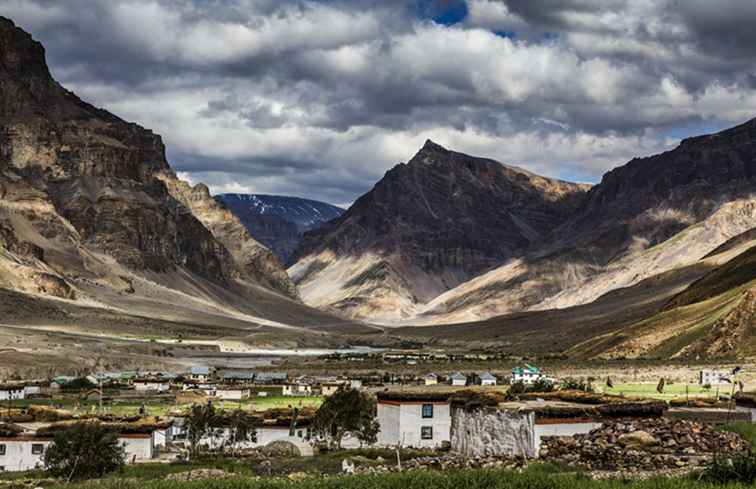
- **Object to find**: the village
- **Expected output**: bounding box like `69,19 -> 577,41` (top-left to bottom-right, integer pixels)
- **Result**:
1,360 -> 755,482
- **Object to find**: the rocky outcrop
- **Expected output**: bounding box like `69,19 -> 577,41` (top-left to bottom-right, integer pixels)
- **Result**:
0,16 -> 295,302
158,178 -> 298,298
290,140 -> 589,320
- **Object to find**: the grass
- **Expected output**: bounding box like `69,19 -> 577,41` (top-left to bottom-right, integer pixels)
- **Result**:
600,382 -> 715,401
36,466 -> 756,489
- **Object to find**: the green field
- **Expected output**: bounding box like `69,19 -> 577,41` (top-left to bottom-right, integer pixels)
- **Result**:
599,383 -> 721,400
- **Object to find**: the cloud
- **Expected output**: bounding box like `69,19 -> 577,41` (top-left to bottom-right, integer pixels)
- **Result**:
3,0 -> 756,205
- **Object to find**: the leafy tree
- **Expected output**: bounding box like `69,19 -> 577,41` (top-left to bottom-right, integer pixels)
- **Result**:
185,402 -> 223,459
43,423 -> 125,481
61,377 -> 96,392
220,409 -> 259,455
313,388 -> 378,449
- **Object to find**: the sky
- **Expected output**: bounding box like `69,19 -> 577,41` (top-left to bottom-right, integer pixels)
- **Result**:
4,0 -> 756,207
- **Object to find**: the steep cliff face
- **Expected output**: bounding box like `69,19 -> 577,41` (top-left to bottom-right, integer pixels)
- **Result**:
0,16 -> 296,303
158,178 -> 298,298
289,140 -> 589,320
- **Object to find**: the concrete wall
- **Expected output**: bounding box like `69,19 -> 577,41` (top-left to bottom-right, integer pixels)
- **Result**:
377,402 -> 451,448
451,407 -> 535,458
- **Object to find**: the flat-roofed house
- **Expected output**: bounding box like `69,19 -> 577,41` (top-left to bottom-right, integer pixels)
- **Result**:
188,367 -> 214,382
0,385 -> 25,401
376,391 -> 452,448
133,378 -> 170,392
216,386 -> 251,400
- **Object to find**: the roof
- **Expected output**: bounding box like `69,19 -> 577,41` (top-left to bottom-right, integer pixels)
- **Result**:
222,372 -> 255,380
423,373 -> 438,379
255,372 -> 288,382
449,372 -> 467,380
512,365 -> 540,375
190,367 -> 211,375
479,372 -> 497,380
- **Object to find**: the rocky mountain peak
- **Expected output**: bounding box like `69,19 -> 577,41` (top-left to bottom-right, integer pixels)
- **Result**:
0,16 -> 50,79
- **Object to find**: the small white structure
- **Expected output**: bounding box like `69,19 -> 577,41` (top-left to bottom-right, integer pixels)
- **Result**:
188,367 -> 214,382
449,372 -> 467,387
349,379 -> 363,390
283,383 -> 313,396
216,387 -> 251,400
423,373 -> 438,386
320,383 -> 343,397
479,372 -> 497,386
376,392 -> 452,448
23,385 -> 41,397
512,365 -> 545,385
0,386 -> 25,401
120,434 -> 154,462
134,379 -> 170,392
699,370 -> 730,386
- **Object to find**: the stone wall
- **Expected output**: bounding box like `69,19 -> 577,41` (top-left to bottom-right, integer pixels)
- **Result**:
450,406 -> 535,458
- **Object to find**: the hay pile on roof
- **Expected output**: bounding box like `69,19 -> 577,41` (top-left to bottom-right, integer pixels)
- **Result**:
449,390 -> 507,410
376,390 -> 454,402
0,422 -> 23,437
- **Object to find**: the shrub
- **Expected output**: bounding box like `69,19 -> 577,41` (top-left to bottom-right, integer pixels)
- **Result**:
43,422 -> 125,480
701,453 -> 756,484
560,377 -> 594,393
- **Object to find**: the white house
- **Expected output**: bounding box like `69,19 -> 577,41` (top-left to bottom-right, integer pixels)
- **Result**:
449,372 -> 467,387
133,379 -> 170,392
699,370 -> 730,386
0,386 -> 25,401
0,431 -> 156,472
320,382 -> 344,397
215,387 -> 251,400
512,365 -> 544,385
479,372 -> 497,386
423,373 -> 438,386
188,367 -> 214,382
376,392 -> 452,448
283,382 -> 313,396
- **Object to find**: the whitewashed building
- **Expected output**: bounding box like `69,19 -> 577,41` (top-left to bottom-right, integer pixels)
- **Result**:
283,383 -> 313,396
376,392 -> 451,448
512,365 -> 545,385
449,372 -> 467,386
423,373 -> 438,386
0,386 -> 25,401
133,379 -> 170,392
479,372 -> 497,386
699,370 -> 730,386
215,387 -> 251,400
0,432 -> 157,472
188,367 -> 214,382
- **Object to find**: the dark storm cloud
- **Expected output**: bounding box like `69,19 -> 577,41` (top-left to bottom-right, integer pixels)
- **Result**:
3,0 -> 756,204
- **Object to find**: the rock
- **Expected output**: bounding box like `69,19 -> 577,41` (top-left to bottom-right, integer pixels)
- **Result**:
287,472 -> 308,481
618,431 -> 658,448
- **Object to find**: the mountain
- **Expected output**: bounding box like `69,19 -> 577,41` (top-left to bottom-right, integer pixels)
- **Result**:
0,16 -> 365,375
423,118 -> 756,323
289,140 -> 589,321
216,194 -> 344,262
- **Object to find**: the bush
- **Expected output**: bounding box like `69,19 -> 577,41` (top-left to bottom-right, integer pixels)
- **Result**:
702,453 -> 756,484
61,377 -> 96,392
43,422 -> 125,480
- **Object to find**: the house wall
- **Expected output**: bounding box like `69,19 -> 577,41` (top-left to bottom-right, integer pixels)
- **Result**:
376,402 -> 451,448
120,436 -> 154,462
0,439 -> 52,472
450,407 -> 535,458
216,389 -> 250,400
0,389 -> 25,401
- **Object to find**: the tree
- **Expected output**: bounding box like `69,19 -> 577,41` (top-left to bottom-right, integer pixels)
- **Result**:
221,409 -> 258,455
43,423 -> 125,481
313,388 -> 378,449
185,402 -> 222,459
61,377 -> 96,392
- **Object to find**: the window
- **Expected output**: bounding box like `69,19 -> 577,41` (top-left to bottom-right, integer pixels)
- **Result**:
421,403 -> 433,418
31,444 -> 44,455
0,444 -> 5,456
421,426 -> 433,440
